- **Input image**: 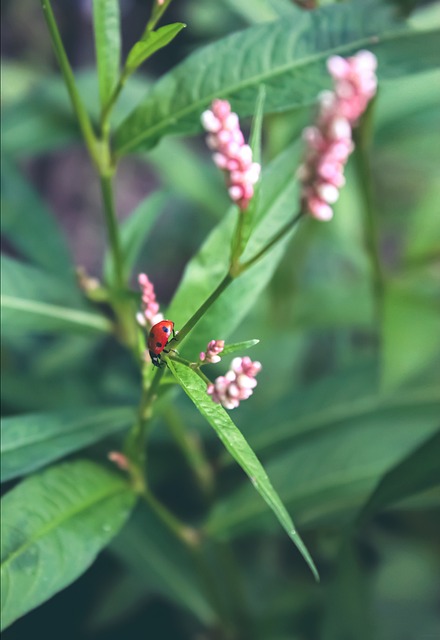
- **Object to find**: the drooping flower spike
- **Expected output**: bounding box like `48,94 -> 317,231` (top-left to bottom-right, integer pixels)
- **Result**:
201,100 -> 261,211
298,50 -> 378,222
200,339 -> 225,364
207,356 -> 262,410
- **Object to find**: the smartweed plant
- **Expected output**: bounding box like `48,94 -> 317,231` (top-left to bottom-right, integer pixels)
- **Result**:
2,1 -> 439,638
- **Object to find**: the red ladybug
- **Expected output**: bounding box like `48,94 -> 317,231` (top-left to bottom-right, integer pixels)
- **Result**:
148,320 -> 175,367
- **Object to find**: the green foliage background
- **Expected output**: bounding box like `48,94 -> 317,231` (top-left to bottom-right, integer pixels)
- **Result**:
1,0 -> 439,638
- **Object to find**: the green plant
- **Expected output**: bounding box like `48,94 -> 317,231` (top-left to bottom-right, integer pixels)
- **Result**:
2,1 -> 439,638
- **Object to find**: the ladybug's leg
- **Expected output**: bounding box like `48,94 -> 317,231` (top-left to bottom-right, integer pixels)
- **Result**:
164,347 -> 178,356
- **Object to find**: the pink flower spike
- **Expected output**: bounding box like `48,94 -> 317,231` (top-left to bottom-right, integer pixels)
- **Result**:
138,273 -> 163,327
207,356 -> 261,410
201,99 -> 261,211
299,50 -> 377,221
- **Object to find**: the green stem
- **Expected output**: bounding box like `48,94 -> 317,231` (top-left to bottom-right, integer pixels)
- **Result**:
172,272 -> 234,346
230,211 -> 245,268
125,366 -> 166,470
164,406 -> 214,495
240,210 -> 304,272
141,489 -> 200,547
101,75 -> 126,135
40,0 -> 99,168
146,0 -> 174,32
99,175 -> 125,290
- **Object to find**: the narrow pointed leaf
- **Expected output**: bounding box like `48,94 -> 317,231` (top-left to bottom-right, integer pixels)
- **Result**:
1,296 -> 112,335
358,429 -> 440,522
1,256 -> 112,335
114,2 -> 440,155
1,158 -> 73,278
125,23 -> 186,74
221,339 -> 260,356
92,0 -> 121,109
167,359 -> 319,581
1,406 -> 136,482
1,460 -> 136,630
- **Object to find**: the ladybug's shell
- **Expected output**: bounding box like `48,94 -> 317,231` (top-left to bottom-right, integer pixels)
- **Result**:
148,320 -> 174,355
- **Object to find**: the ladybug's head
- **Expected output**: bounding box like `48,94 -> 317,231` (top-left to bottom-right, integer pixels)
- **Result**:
149,351 -> 162,367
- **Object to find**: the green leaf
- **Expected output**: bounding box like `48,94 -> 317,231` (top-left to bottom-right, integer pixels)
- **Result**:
223,0 -> 294,23
1,256 -> 112,335
358,429 -> 440,522
207,370 -> 440,537
167,359 -> 319,581
92,0 -> 121,109
146,137 -> 230,217
321,541 -> 372,640
403,180 -> 440,264
125,23 -> 186,74
114,2 -> 440,155
382,273 -> 440,389
233,84 -> 266,256
1,158 -> 73,278
167,141 -> 302,357
110,505 -> 217,625
1,460 -> 136,630
103,190 -> 166,283
221,339 -> 260,356
1,406 -> 135,482
1,296 -> 112,335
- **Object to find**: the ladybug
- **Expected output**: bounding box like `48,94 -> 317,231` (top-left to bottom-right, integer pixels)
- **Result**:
148,320 -> 175,367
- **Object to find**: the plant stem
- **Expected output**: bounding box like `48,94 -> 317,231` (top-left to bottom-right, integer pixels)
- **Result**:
146,0 -> 174,32
101,75 -> 126,135
99,175 -> 125,289
164,406 -> 214,495
125,366 -> 166,472
141,488 -> 200,547
40,0 -> 99,168
172,272 -> 234,346
240,210 -> 304,272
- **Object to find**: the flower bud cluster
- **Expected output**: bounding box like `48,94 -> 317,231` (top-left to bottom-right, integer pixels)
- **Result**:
298,50 -> 377,221
207,356 -> 262,410
137,273 -> 163,328
200,339 -> 225,364
201,99 -> 261,211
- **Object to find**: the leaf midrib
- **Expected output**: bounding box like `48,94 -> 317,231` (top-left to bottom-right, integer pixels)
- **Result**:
1,295 -> 112,332
1,482 -> 130,569
249,387 -> 440,453
1,408 -> 134,453
115,28 -> 426,155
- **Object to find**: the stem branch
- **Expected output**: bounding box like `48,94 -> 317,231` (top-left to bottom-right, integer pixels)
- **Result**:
173,273 -> 234,347
240,210 -> 304,271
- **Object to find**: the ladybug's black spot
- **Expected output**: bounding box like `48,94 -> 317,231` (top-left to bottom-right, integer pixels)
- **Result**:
156,341 -> 162,348
162,326 -> 169,333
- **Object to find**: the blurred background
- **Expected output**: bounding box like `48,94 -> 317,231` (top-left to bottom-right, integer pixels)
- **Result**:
2,1 -> 440,639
